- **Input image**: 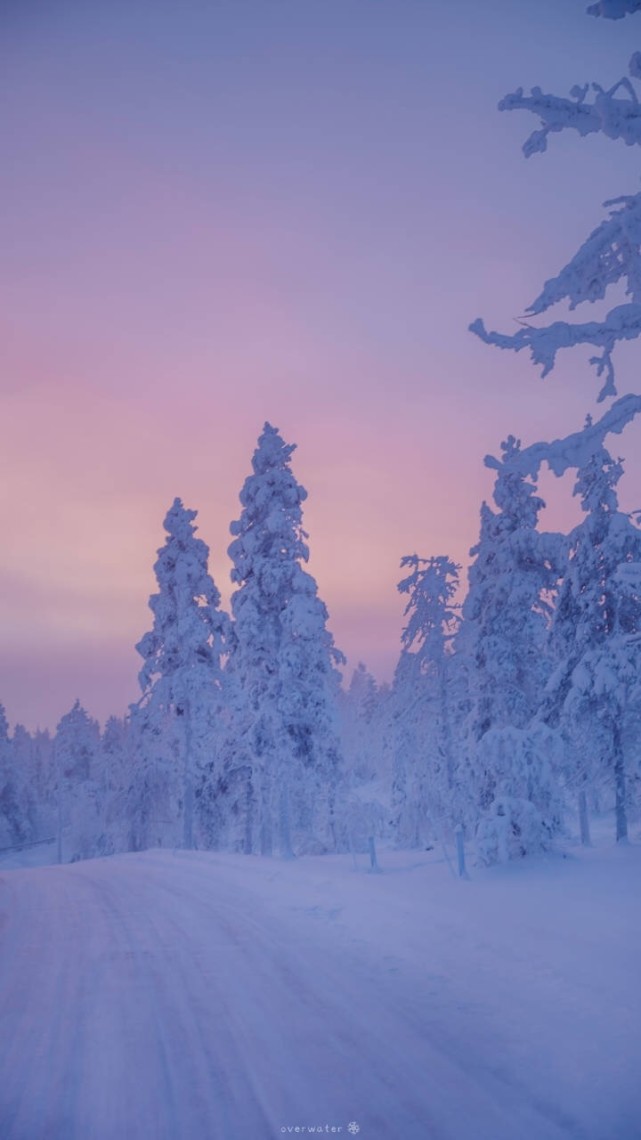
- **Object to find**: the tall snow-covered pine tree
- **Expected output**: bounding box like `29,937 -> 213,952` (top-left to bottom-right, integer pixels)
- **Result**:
133,498 -> 228,851
226,423 -> 344,857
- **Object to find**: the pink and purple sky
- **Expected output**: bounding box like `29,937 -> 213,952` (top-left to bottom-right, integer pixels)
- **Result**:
1,0 -> 640,730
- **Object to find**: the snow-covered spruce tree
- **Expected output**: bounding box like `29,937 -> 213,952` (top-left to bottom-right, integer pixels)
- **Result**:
24,728 -> 55,832
53,700 -> 101,862
0,706 -> 15,850
337,665 -> 391,853
0,705 -> 35,850
226,423 -> 344,858
132,498 -> 229,852
10,724 -> 39,841
471,4 -> 641,399
457,440 -> 564,863
339,663 -> 381,783
100,715 -> 133,855
474,397 -> 641,842
546,439 -> 641,842
389,556 -> 461,848
467,2 -> 641,852
464,441 -> 563,734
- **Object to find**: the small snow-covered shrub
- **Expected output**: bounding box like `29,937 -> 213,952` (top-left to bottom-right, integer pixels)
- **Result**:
476,795 -> 552,866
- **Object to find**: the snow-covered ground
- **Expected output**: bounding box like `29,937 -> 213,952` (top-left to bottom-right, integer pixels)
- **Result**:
0,839 -> 639,1140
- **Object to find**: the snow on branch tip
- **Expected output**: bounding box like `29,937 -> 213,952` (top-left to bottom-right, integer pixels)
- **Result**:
498,65 -> 641,157
587,0 -> 641,18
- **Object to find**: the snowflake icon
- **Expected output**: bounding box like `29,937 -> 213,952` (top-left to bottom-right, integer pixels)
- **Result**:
347,1124 -> 360,1136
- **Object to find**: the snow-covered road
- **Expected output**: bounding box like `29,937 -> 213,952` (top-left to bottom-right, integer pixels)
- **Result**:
0,847 -> 639,1140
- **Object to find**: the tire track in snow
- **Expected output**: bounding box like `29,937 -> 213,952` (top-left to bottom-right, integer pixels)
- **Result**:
0,852 -> 596,1140
116,852 -> 589,1140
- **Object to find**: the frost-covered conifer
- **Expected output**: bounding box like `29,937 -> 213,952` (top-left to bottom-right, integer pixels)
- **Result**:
53,701 -> 101,862
462,441 -> 561,738
336,665 -> 391,853
548,441 -> 641,841
347,663 -> 379,725
132,498 -> 228,851
398,557 -> 461,678
390,556 -> 461,847
458,442 -> 564,861
0,706 -> 34,849
10,724 -> 38,841
226,423 -> 344,857
339,664 -> 380,783
100,716 -> 132,854
479,399 -> 641,842
467,2 -> 641,851
54,701 -> 100,784
28,729 -> 54,820
102,716 -> 129,790
0,706 -> 13,848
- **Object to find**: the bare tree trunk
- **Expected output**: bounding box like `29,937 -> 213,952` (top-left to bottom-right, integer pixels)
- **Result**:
279,781 -> 294,860
182,702 -> 194,850
243,773 -> 254,855
613,725 -> 628,843
440,665 -> 454,792
579,789 -> 591,847
455,823 -> 469,879
57,773 -> 63,865
261,820 -> 273,856
260,767 -> 273,857
327,783 -> 337,852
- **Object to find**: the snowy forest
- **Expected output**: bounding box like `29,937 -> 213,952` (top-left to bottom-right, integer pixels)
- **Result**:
2,396 -> 641,867
3,0 -> 641,873
2,4 -> 641,1139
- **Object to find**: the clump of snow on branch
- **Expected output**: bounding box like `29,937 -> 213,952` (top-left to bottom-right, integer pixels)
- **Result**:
484,394 -> 641,481
498,64 -> 641,156
587,0 -> 641,19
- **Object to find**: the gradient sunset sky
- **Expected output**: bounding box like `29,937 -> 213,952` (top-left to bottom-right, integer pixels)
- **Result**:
1,0 -> 640,730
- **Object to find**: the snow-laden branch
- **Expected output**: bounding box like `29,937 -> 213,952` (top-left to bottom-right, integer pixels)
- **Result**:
587,0 -> 641,18
470,304 -> 641,401
484,393 -> 641,480
530,193 -> 641,314
471,98 -> 641,396
471,0 -> 641,397
499,56 -> 641,156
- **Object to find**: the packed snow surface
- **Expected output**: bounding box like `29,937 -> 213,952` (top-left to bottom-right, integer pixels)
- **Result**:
0,842 -> 639,1140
